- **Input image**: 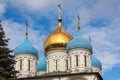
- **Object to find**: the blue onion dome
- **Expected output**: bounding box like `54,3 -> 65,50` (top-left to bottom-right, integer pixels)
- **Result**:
37,56 -> 46,71
92,56 -> 102,68
14,36 -> 38,57
67,31 -> 92,51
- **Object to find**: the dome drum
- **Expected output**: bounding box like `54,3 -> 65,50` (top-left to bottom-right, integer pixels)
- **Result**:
45,43 -> 67,52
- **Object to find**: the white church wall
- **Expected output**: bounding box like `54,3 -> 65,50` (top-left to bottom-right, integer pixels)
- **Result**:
68,48 -> 92,73
92,67 -> 102,75
46,50 -> 68,73
14,54 -> 38,78
68,74 -> 101,80
37,71 -> 47,76
52,77 -> 69,80
85,74 -> 101,80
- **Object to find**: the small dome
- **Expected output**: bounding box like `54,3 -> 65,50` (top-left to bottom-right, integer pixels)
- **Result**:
67,32 -> 92,51
37,56 -> 46,71
92,56 -> 102,68
44,22 -> 73,52
14,36 -> 38,57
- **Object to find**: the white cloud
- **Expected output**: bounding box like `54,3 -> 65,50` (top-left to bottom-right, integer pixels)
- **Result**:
9,0 -> 55,12
0,2 -> 6,16
90,0 -> 120,18
69,17 -> 120,72
97,52 -> 120,71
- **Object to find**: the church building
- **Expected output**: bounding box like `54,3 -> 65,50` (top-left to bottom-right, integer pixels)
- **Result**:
14,4 -> 103,80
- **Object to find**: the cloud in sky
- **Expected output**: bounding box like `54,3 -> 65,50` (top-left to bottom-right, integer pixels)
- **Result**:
90,20 -> 120,72
0,0 -> 120,77
0,2 -> 6,16
8,0 -> 55,12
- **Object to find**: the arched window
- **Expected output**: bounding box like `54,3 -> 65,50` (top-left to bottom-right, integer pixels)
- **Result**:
20,59 -> 22,70
28,60 -> 31,71
76,55 -> 79,66
70,56 -> 72,68
56,60 -> 57,70
84,56 -> 87,67
66,60 -> 68,70
47,61 -> 49,72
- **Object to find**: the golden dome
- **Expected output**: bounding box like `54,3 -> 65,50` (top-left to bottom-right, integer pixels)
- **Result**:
44,22 -> 73,52
44,3 -> 73,52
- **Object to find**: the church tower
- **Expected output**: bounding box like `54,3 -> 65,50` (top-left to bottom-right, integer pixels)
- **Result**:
67,16 -> 92,73
43,3 -> 73,73
14,22 -> 38,78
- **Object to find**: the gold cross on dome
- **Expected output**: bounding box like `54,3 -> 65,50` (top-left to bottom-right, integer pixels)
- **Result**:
77,15 -> 80,30
25,20 -> 29,36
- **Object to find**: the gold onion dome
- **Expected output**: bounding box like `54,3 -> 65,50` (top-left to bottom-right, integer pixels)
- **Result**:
44,3 -> 73,52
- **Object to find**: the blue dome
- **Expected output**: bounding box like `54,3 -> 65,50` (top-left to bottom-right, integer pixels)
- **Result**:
14,36 -> 38,57
92,56 -> 102,68
37,56 -> 46,71
67,32 -> 92,51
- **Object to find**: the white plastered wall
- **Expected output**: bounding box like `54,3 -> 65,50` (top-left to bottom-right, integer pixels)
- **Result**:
69,74 -> 101,80
14,54 -> 38,78
92,66 -> 102,75
46,50 -> 68,73
67,48 -> 92,73
37,71 -> 46,76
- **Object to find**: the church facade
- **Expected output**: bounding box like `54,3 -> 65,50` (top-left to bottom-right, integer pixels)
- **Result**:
14,4 -> 103,80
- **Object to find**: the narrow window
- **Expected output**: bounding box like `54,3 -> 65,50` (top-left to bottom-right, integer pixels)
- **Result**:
76,55 -> 79,66
28,60 -> 30,71
20,59 -> 22,70
48,61 -> 49,72
70,56 -> 71,68
56,60 -> 57,70
84,56 -> 87,67
66,60 -> 68,70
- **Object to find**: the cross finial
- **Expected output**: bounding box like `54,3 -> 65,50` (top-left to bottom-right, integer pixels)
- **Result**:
25,21 -> 29,36
57,3 -> 62,22
77,15 -> 80,31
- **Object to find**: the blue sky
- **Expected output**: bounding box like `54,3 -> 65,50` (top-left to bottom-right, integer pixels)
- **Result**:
0,0 -> 120,80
